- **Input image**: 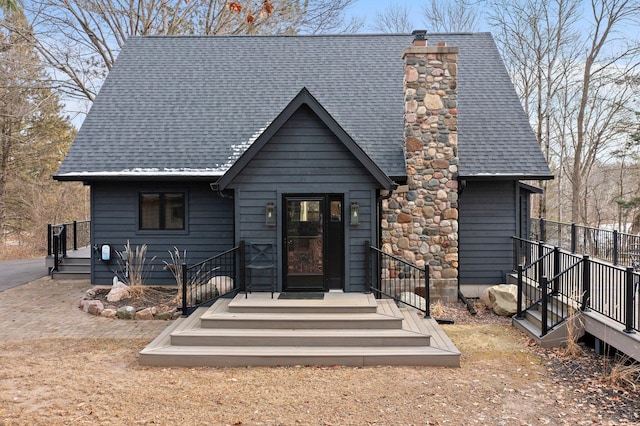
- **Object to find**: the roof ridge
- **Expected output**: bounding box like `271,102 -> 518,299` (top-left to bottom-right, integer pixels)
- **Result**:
131,32 -> 491,40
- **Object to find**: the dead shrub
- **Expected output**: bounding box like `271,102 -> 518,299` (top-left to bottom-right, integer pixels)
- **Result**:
562,304 -> 584,359
119,241 -> 155,297
431,299 -> 445,318
601,354 -> 640,391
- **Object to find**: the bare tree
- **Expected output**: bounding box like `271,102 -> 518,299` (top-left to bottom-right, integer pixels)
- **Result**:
370,2 -> 413,33
423,0 -> 481,33
569,0 -> 640,223
488,0 -> 640,225
19,0 -> 357,103
488,0 -> 581,219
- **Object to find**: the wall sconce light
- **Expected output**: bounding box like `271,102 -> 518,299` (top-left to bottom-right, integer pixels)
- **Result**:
265,202 -> 276,226
350,202 -> 360,226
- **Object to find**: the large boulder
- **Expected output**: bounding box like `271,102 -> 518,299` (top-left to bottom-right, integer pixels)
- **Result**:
135,307 -> 156,320
208,276 -> 234,295
107,276 -> 130,302
485,284 -> 518,316
399,292 -> 427,313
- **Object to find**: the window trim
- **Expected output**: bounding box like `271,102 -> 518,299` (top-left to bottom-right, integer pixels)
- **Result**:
138,191 -> 187,232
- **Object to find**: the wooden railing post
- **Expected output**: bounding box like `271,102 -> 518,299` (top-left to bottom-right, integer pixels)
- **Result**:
624,267 -> 635,334
540,217 -> 546,242
581,255 -> 591,312
570,223 -> 577,254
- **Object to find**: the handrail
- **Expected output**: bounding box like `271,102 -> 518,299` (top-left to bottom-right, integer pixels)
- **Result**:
51,225 -> 66,272
48,220 -> 91,274
180,246 -> 240,316
532,217 -> 640,269
513,237 -> 639,336
48,220 -> 91,255
367,241 -> 430,318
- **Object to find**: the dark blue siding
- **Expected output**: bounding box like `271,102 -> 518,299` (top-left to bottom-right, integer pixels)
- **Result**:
459,180 -> 517,285
91,181 -> 234,285
228,105 -> 380,291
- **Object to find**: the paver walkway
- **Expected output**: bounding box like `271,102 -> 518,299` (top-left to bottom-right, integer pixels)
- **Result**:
0,277 -> 169,343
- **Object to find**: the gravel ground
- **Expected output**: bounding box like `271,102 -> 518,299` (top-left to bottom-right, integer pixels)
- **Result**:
0,300 -> 638,425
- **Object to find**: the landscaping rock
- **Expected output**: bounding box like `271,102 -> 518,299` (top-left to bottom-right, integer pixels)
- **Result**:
107,287 -> 130,303
154,310 -> 174,321
135,307 -> 155,320
116,306 -> 136,320
85,300 -> 104,316
107,278 -> 128,300
101,309 -> 117,318
485,284 -> 518,316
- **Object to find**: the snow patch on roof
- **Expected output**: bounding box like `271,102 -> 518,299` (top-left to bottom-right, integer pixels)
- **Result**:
217,122 -> 271,171
57,122 -> 273,179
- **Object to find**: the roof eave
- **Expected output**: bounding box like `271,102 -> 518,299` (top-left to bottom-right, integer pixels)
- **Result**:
53,173 -> 224,182
459,174 -> 554,181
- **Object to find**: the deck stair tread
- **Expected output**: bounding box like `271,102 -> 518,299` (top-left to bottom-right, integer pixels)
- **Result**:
140,293 -> 461,367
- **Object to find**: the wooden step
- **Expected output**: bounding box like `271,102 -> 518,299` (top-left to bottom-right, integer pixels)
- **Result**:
227,292 -> 378,314
139,344 -> 459,367
139,295 -> 461,368
171,327 -> 430,347
200,298 -> 403,330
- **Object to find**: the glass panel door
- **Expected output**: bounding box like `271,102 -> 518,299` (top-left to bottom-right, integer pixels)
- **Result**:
284,197 -> 324,291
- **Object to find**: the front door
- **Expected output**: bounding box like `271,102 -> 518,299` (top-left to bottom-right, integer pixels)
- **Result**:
283,195 -> 344,291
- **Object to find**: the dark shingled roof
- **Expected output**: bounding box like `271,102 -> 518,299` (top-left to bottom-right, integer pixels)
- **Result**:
55,33 -> 552,181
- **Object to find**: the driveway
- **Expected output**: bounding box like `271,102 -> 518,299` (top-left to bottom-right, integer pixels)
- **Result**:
0,258 -> 48,292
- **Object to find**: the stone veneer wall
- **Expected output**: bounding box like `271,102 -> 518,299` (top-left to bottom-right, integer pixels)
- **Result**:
380,42 -> 459,301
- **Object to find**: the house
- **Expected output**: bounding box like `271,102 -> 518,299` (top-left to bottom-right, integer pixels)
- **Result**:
54,31 -> 552,302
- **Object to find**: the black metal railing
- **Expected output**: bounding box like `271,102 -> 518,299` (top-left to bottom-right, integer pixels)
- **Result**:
532,217 -> 640,269
366,241 -> 430,318
47,220 -> 91,256
180,246 -> 240,316
48,220 -> 91,273
50,225 -> 66,272
514,237 -> 639,336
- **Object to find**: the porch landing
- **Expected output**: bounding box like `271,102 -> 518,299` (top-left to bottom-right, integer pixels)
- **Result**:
140,293 -> 460,367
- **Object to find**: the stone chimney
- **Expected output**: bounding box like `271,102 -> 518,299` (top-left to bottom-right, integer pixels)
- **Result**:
380,30 -> 459,301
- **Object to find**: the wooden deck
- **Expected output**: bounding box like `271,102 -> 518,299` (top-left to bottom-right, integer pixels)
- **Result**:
140,292 -> 461,367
